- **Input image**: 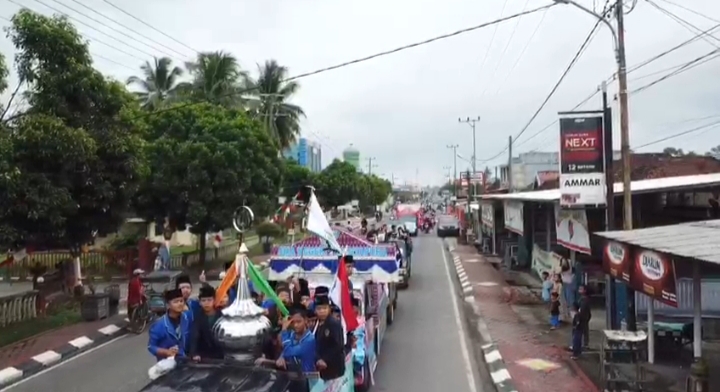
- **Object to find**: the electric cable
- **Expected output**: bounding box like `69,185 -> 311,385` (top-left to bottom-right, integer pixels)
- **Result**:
65,0 -> 189,59
476,0 -> 509,88
645,0 -> 720,48
630,47 -> 720,94
2,5 -> 146,64
488,7 -> 549,99
101,0 -> 199,55
633,118 -> 720,150
656,0 -> 720,24
47,0 -> 180,60
12,0 -> 158,60
128,2 -> 557,121
477,1 -> 611,164
479,0 -> 531,103
490,19 -> 720,160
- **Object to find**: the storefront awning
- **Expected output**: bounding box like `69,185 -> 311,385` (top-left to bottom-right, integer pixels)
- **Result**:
480,172 -> 720,203
595,219 -> 720,265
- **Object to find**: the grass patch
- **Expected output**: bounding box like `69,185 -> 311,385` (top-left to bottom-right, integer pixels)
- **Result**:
0,302 -> 82,348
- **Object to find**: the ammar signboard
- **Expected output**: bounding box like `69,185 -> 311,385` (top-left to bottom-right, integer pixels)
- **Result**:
558,114 -> 606,207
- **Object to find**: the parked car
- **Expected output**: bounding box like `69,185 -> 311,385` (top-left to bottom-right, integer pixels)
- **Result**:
437,215 -> 460,237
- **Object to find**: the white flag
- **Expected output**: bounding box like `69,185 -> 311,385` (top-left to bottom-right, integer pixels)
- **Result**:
306,192 -> 343,254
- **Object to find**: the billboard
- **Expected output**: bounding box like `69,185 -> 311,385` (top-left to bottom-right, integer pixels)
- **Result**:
558,114 -> 606,207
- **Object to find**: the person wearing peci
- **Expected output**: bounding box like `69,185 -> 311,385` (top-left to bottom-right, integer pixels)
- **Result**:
189,285 -> 224,361
147,288 -> 191,361
313,295 -> 346,381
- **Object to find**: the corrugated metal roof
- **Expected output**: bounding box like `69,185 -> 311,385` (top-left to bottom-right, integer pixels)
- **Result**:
480,172 -> 720,202
595,220 -> 720,265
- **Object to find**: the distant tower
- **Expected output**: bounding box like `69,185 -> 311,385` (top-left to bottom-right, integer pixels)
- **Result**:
343,144 -> 361,171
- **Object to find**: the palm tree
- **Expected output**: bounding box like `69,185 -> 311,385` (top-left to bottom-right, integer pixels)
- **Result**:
184,51 -> 247,107
246,60 -> 305,150
126,57 -> 184,110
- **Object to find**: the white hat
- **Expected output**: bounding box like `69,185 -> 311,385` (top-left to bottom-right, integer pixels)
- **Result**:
219,271 -> 227,280
133,268 -> 145,275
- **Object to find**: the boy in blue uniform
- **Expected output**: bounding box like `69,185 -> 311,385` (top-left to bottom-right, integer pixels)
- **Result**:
148,288 -> 191,361
278,307 -> 316,392
175,274 -> 200,316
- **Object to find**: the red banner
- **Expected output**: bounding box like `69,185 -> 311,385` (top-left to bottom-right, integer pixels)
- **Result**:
602,241 -> 631,282
629,249 -> 678,307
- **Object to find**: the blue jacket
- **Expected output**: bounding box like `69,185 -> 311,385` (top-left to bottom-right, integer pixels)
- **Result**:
148,313 -> 191,361
280,329 -> 316,372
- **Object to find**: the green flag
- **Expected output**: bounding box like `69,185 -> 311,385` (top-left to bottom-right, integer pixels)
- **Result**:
248,260 -> 289,316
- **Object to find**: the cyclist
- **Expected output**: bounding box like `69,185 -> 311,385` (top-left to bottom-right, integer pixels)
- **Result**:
127,268 -> 145,317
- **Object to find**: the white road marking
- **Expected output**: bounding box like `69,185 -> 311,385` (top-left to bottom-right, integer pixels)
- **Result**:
440,241 -> 479,392
68,336 -> 94,349
31,351 -> 61,366
98,324 -> 121,335
0,334 -> 129,391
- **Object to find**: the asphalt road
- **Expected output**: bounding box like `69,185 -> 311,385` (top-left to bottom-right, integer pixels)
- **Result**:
3,234 -> 485,392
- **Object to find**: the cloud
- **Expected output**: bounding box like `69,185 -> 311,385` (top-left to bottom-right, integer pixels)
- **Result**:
0,0 -> 719,185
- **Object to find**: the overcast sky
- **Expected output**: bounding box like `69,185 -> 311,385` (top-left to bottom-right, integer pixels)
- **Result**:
1,0 -> 719,186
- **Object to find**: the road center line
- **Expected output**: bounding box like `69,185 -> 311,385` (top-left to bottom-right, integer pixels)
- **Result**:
439,240 -> 479,392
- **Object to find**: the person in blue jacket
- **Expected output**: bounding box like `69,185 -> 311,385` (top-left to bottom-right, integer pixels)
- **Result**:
148,288 -> 191,361
277,306 -> 316,373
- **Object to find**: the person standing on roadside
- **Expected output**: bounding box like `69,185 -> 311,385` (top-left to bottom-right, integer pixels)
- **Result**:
577,285 -> 592,348
541,271 -> 553,303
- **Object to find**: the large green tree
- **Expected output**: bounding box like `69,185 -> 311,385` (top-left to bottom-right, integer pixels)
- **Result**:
315,159 -> 360,208
281,158 -> 316,199
126,57 -> 184,110
184,51 -> 247,108
246,60 -> 305,149
0,10 -> 145,285
135,103 -> 283,263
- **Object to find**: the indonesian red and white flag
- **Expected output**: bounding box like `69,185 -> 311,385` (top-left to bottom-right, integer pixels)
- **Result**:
330,255 -> 360,334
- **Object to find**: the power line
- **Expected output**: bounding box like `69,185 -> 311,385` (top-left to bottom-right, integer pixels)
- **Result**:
65,0 -> 189,59
488,7 -> 549,99
505,20 -> 720,157
645,0 -> 720,48
129,2 -> 557,121
47,0 -> 180,60
633,118 -> 720,150
476,0 -> 509,88
4,2 -> 147,64
479,0 -> 531,103
477,1 -> 611,164
656,0 -> 720,24
0,14 -> 137,71
16,0 -> 157,60
101,0 -> 199,55
630,47 -> 720,94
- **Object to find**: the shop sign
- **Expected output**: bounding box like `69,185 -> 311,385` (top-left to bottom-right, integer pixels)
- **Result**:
555,205 -> 590,254
503,200 -> 524,235
603,240 -> 630,282
630,249 -> 678,307
481,202 -> 494,228
558,114 -> 606,207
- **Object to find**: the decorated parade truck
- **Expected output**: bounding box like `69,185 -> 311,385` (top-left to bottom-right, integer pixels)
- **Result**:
268,229 -> 400,391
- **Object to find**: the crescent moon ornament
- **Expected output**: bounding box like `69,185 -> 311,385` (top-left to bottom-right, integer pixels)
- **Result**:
232,206 -> 254,233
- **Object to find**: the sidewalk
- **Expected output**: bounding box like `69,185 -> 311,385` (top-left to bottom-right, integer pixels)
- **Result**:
449,242 -> 598,392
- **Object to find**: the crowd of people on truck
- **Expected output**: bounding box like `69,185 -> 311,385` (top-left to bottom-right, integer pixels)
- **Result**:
132,258 -> 361,391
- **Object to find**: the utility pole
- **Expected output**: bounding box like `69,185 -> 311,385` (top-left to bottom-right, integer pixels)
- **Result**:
507,136 -> 513,192
446,144 -> 459,195
366,157 -> 378,176
615,0 -> 636,333
458,116 -> 481,176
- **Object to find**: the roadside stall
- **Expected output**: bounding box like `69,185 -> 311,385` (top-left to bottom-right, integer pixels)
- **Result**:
596,219 -> 720,391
